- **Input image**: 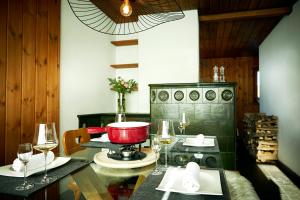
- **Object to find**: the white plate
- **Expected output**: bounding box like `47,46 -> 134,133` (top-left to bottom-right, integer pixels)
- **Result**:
183,138 -> 215,147
0,157 -> 71,177
156,167 -> 223,195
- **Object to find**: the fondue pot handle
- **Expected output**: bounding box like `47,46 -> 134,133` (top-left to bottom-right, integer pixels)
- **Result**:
87,127 -> 108,134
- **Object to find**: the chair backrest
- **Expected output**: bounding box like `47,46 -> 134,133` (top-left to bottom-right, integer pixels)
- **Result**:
63,128 -> 90,156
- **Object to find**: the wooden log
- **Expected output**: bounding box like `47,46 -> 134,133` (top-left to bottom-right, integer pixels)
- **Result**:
257,150 -> 278,162
256,127 -> 278,131
256,124 -> 278,128
257,146 -> 277,151
258,141 -> 278,145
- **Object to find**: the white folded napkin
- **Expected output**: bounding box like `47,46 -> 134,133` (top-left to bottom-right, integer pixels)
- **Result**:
183,134 -> 215,147
195,134 -> 205,144
182,162 -> 201,192
12,151 -> 55,172
90,133 -> 110,142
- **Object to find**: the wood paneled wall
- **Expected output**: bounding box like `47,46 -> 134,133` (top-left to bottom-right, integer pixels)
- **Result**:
200,57 -> 259,131
0,0 -> 60,165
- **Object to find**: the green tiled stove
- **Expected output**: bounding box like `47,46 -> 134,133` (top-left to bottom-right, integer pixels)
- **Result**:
149,82 -> 237,169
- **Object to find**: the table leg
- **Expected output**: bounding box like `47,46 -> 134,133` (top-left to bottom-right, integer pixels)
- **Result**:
72,165 -> 113,200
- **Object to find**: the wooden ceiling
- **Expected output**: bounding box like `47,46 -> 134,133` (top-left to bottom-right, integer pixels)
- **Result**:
93,0 -> 298,58
90,0 -> 183,23
177,0 -> 298,58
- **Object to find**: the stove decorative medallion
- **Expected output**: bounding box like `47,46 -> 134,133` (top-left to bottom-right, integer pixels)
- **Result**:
221,89 -> 233,101
189,90 -> 200,101
174,90 -> 184,101
151,90 -> 156,103
205,90 -> 216,101
158,90 -> 169,102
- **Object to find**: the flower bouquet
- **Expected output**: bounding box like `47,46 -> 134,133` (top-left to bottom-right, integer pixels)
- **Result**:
108,77 -> 138,113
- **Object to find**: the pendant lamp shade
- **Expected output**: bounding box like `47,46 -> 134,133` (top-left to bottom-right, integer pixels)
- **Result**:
68,0 -> 185,35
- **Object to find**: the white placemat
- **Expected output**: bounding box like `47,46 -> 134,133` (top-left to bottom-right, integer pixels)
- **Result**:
156,167 -> 223,195
0,157 -> 71,177
183,138 -> 215,147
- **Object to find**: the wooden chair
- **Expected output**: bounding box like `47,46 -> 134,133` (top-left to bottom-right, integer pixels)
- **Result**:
63,128 -> 90,156
63,128 -> 90,200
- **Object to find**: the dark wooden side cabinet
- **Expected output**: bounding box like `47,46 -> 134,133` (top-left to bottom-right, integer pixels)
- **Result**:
77,113 -> 150,128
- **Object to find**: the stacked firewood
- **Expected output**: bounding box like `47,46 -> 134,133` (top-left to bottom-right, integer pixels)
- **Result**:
243,113 -> 278,163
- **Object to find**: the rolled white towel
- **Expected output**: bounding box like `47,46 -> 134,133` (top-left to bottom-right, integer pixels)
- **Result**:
182,162 -> 201,192
12,151 -> 55,172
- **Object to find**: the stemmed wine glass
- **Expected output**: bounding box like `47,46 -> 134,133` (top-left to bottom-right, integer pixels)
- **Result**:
157,119 -> 176,170
15,143 -> 34,191
178,112 -> 190,142
115,113 -> 126,122
179,112 -> 190,134
151,135 -> 162,175
33,123 -> 58,184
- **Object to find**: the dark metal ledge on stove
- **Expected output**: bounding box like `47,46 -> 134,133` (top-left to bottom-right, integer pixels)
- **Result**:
149,82 -> 237,88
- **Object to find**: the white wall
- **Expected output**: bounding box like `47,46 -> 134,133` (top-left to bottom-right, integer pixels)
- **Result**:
259,1 -> 300,176
60,0 -> 115,137
138,10 -> 199,112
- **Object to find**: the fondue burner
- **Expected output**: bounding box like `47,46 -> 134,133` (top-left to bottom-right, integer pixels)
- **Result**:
107,144 -> 147,161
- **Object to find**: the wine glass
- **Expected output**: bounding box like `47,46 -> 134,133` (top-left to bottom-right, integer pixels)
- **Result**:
179,112 -> 190,134
33,123 -> 58,184
15,143 -> 34,191
157,119 -> 176,170
178,112 -> 190,142
115,113 -> 126,122
151,135 -> 162,175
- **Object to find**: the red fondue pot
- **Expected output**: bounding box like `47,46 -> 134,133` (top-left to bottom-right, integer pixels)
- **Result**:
106,122 -> 150,144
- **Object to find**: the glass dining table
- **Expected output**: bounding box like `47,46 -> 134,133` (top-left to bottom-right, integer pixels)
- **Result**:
0,136 -> 230,200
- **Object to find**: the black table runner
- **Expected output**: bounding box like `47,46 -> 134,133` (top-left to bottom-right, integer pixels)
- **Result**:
81,141 -> 115,149
80,141 -> 143,154
0,159 -> 91,198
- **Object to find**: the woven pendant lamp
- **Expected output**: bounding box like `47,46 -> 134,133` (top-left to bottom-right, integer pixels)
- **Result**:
68,0 -> 185,35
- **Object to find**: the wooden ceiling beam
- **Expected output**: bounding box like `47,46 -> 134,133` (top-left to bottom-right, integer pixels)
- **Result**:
199,7 -> 292,22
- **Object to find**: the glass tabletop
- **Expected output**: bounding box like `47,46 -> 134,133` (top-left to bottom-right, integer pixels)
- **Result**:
0,136 -> 229,200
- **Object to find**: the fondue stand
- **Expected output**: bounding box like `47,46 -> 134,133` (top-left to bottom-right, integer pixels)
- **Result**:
94,148 -> 156,168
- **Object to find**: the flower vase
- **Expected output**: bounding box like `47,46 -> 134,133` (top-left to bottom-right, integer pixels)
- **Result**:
117,93 -> 126,114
